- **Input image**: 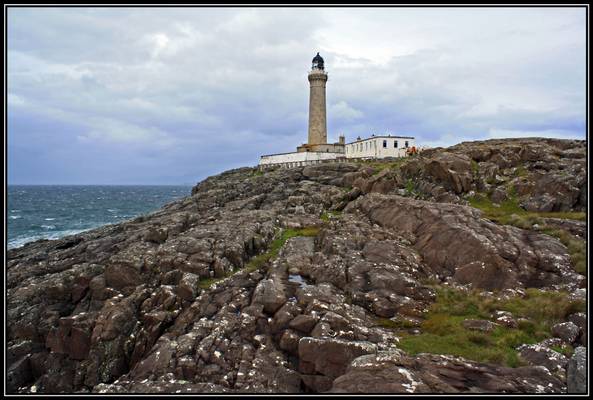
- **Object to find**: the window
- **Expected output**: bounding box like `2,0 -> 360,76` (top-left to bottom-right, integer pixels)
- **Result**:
383,140 -> 387,148
394,141 -> 398,148
405,141 -> 409,148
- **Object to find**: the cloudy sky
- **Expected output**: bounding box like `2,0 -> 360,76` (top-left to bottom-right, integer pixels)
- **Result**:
7,7 -> 586,184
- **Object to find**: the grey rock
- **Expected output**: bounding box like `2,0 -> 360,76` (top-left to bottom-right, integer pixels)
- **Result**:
551,322 -> 580,344
567,346 -> 586,393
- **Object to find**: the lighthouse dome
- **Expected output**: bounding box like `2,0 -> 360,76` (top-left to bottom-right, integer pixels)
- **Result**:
312,52 -> 324,70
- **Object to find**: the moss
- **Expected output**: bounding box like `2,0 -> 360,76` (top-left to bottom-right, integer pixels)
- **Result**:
396,286 -> 585,367
198,226 -> 321,289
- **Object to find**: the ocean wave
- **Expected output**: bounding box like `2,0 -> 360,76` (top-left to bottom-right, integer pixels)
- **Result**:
7,228 -> 93,250
44,217 -> 56,221
9,215 -> 22,219
41,225 -> 56,230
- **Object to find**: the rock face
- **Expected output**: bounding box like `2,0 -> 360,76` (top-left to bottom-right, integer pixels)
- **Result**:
331,351 -> 564,393
567,347 -> 587,394
6,138 -> 587,394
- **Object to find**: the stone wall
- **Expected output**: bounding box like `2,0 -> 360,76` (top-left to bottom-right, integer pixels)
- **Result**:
259,151 -> 345,169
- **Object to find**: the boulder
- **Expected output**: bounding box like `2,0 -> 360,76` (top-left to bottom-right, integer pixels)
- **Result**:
517,343 -> 568,379
298,337 -> 377,378
289,314 -> 318,334
177,272 -> 199,301
252,279 -> 286,314
144,227 -> 168,244
551,322 -> 580,344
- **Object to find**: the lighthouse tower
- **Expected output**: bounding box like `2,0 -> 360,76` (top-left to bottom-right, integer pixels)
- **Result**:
296,52 -> 344,153
307,52 -> 328,146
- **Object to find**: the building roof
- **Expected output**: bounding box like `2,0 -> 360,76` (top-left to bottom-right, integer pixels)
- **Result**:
346,135 -> 415,144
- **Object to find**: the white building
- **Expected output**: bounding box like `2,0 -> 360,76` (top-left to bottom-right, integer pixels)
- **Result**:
345,135 -> 416,159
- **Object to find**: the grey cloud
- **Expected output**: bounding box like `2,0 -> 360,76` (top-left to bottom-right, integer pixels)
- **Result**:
7,7 -> 586,184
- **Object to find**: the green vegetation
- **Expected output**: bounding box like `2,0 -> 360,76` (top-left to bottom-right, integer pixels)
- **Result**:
250,169 -> 265,177
354,158 -> 408,175
396,287 -> 585,367
540,228 -> 586,275
470,160 -> 480,175
468,193 -> 586,225
514,166 -> 528,177
550,344 -> 574,358
321,210 -> 342,221
405,178 -> 416,196
467,193 -> 586,274
198,226 -> 320,289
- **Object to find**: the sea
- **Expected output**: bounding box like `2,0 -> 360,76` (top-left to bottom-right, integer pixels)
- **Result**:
7,185 -> 192,250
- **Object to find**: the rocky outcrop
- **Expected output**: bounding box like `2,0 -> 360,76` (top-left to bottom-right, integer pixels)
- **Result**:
345,193 -> 583,290
6,138 -> 587,394
330,351 -> 564,393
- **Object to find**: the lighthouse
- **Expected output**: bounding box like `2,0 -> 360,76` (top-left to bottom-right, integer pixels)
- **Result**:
297,52 -> 344,153
259,51 -> 418,169
307,52 -> 328,146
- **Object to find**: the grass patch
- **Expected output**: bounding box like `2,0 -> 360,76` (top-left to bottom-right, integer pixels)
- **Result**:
550,344 -> 574,358
471,160 -> 480,175
405,178 -> 416,196
198,227 -> 320,289
320,210 -> 342,221
514,166 -> 529,177
396,286 -> 585,367
468,193 -> 586,225
198,277 -> 222,290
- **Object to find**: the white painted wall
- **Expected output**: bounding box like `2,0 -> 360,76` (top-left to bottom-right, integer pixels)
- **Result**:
259,151 -> 343,166
345,137 -> 415,159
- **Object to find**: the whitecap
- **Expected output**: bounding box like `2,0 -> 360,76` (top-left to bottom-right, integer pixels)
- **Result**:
41,225 -> 56,230
8,228 -> 94,249
9,215 -> 22,219
44,218 -> 56,221
107,209 -> 117,212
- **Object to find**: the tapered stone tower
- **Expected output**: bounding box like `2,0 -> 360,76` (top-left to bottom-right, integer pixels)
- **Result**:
307,52 -> 328,145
